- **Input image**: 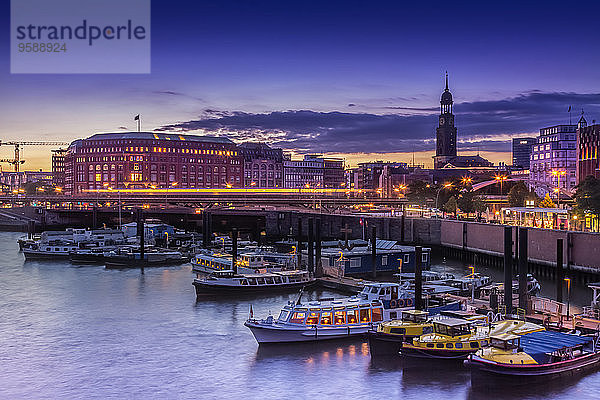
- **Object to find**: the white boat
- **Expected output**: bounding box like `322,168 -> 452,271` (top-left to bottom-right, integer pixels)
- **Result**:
23,240 -> 80,259
191,248 -> 294,274
193,269 -> 315,296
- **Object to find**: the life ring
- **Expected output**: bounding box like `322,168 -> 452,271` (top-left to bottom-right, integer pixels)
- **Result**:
406,298 -> 413,307
389,299 -> 398,308
398,298 -> 405,308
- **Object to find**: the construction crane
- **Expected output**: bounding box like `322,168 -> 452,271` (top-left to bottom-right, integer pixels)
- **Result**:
0,141 -> 69,188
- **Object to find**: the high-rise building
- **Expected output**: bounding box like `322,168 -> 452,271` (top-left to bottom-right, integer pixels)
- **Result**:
322,158 -> 345,188
576,115 -> 600,183
283,155 -> 324,188
434,73 -> 457,169
64,132 -> 243,194
529,124 -> 578,197
512,138 -> 535,169
238,142 -> 283,188
51,148 -> 67,188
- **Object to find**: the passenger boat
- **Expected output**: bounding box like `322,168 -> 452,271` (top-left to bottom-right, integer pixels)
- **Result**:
400,318 -> 544,360
191,249 -> 294,274
193,269 -> 315,296
368,310 -> 433,355
23,240 -> 81,259
245,282 -> 459,344
466,330 -> 600,385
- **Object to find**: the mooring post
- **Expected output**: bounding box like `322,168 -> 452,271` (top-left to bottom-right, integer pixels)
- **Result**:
556,238 -> 564,303
137,208 -> 145,273
371,225 -> 377,279
315,218 -> 322,277
202,211 -> 212,248
92,206 -> 98,230
503,226 -> 513,314
415,246 -> 423,310
296,218 -> 303,269
308,217 -> 314,274
518,227 -> 528,311
400,213 -> 405,244
232,228 -> 238,275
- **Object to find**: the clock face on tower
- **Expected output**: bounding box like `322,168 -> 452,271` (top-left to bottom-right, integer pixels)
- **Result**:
439,117 -> 445,125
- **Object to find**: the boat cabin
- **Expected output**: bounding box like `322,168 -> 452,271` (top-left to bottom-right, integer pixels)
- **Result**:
433,318 -> 472,337
277,298 -> 384,327
489,333 -> 521,351
401,310 -> 429,324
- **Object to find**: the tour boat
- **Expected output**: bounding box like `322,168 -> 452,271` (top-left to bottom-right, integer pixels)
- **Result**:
400,318 -> 544,360
191,249 -> 294,274
466,330 -> 600,385
192,269 -> 315,296
104,248 -> 187,268
23,240 -> 81,259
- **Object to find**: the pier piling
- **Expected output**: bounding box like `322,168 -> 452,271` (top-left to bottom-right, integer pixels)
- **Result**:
308,218 -> 314,274
232,228 -> 238,274
503,226 -> 512,314
415,246 -> 423,310
556,238 -> 564,303
371,226 -> 377,279
518,227 -> 528,311
315,218 -> 322,278
137,208 -> 145,273
296,218 -> 302,269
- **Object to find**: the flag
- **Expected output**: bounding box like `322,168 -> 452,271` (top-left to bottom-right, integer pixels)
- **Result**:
568,106 -> 571,112
134,114 -> 140,121
249,304 -> 254,319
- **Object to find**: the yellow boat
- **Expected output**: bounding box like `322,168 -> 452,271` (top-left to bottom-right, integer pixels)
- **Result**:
368,310 -> 433,355
401,318 -> 544,360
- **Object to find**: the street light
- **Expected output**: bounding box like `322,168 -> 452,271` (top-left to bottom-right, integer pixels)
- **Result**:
461,176 -> 473,186
564,277 -> 571,319
494,175 -> 508,195
551,170 -> 566,209
468,266 -> 476,302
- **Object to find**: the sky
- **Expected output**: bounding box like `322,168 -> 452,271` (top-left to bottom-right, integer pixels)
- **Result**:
1,0 -> 600,170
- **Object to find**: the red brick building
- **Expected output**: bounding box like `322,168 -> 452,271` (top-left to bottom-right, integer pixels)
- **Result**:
64,132 -> 243,194
577,123 -> 600,183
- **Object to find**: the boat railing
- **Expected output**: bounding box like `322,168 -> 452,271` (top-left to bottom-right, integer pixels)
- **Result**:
581,306 -> 600,321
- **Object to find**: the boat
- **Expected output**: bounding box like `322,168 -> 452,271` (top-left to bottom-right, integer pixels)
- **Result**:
23,240 -> 81,259
193,269 -> 315,296
191,248 -> 295,274
400,318 -> 544,360
368,310 -> 434,356
466,330 -> 600,385
245,282 -> 460,344
69,246 -> 125,264
478,274 -> 542,300
104,248 -> 188,268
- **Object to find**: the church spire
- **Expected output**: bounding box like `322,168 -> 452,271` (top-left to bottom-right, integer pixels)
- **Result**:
445,71 -> 449,91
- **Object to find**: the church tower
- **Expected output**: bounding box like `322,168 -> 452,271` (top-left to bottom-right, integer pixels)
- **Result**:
434,72 -> 458,169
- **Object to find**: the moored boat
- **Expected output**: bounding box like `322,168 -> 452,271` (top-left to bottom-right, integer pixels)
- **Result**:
104,248 -> 188,268
193,269 -> 315,296
466,330 -> 600,385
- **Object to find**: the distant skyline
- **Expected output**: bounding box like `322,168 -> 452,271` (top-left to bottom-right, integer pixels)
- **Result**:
1,0 -> 600,170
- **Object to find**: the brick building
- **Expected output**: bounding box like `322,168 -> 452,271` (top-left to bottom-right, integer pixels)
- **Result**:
238,142 -> 283,188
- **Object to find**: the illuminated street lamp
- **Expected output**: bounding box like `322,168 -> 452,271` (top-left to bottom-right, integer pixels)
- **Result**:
494,175 -> 508,195
461,176 -> 473,186
54,187 -> 62,193
551,170 -> 566,209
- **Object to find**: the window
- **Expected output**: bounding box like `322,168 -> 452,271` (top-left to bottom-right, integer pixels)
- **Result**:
278,311 -> 290,322
426,343 -> 435,348
347,310 -> 358,324
289,312 -> 306,324
306,312 -> 319,325
320,312 -> 332,325
372,308 -> 383,322
382,256 -> 388,266
470,342 -> 479,349
334,311 -> 346,325
403,254 -> 410,264
455,343 -> 463,349
422,253 -> 428,262
390,327 -> 406,334
359,308 -> 370,323
446,343 -> 454,349
436,343 -> 444,348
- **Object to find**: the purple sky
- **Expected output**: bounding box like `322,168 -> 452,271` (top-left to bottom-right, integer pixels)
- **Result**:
1,0 -> 599,169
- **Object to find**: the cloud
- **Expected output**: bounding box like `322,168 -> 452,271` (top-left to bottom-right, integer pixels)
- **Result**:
158,92 -> 600,154
152,90 -> 205,102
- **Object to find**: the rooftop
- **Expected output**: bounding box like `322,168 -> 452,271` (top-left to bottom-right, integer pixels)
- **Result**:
83,131 -> 234,144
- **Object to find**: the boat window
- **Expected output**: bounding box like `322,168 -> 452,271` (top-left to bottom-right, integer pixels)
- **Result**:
347,310 -> 359,324
435,324 -> 448,336
385,288 -> 391,295
248,278 -> 257,285
320,312 -> 332,325
278,311 -> 290,322
404,254 -> 410,264
390,312 -> 398,320
265,278 -> 274,284
390,328 -> 406,334
416,314 -> 427,323
289,312 -> 306,324
426,343 -> 434,348
306,312 -> 319,325
371,287 -> 379,294
257,278 -> 265,285
360,309 -> 370,323
446,343 -> 454,349
436,343 -> 444,349
470,342 -> 479,349
274,277 -> 282,284
240,279 -> 248,286
481,340 -> 488,347
423,326 -> 433,334
372,308 -> 383,322
455,342 -> 463,349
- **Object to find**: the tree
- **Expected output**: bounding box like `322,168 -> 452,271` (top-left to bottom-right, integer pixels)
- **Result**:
507,181 -> 528,207
539,193 -> 556,208
457,190 -> 475,214
406,180 -> 435,205
473,195 -> 487,219
573,175 -> 600,219
443,196 -> 458,215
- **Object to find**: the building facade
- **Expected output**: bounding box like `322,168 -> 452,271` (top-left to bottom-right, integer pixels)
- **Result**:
512,137 -> 536,169
238,142 -> 283,188
434,73 -> 458,169
529,124 -> 577,197
52,148 -> 67,188
0,170 -> 52,191
64,132 -> 243,194
576,119 -> 600,183
322,158 -> 345,188
283,155 -> 324,188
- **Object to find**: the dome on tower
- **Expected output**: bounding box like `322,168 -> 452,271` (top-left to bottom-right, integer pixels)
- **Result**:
441,90 -> 453,104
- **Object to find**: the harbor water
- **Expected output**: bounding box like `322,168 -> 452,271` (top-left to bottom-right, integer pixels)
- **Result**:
1,231 -> 599,400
